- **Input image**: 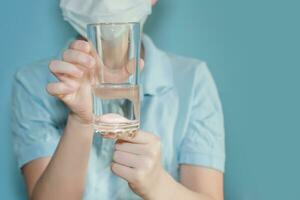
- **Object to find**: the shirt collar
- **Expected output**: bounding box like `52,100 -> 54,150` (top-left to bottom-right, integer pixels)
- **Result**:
141,35 -> 174,96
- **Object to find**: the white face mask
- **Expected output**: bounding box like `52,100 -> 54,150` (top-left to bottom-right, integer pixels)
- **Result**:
60,0 -> 152,37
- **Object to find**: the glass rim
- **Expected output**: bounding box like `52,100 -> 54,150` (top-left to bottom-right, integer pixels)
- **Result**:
87,22 -> 140,27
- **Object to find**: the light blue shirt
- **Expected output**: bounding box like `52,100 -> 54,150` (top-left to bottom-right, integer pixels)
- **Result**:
12,35 -> 225,199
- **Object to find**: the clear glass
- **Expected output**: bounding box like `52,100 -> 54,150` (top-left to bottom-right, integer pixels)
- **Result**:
87,22 -> 141,139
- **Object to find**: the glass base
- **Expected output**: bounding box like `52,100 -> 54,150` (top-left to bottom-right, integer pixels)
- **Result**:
94,121 -> 139,139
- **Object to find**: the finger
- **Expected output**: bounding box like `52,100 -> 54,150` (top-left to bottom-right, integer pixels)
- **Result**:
125,59 -> 144,75
111,162 -> 135,182
69,40 -> 91,54
115,141 -> 147,155
49,60 -> 84,78
63,49 -> 95,69
46,82 -> 75,96
57,75 -> 80,91
121,131 -> 159,144
140,59 -> 145,71
113,150 -> 141,168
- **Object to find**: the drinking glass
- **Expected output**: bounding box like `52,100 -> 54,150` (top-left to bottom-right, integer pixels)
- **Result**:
87,22 -> 141,139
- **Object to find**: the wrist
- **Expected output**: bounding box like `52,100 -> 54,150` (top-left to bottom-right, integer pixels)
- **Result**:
69,113 -> 93,126
66,114 -> 94,136
144,169 -> 175,200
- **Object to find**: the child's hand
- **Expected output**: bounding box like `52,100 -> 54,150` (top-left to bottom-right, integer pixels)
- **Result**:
47,40 -> 95,124
112,131 -> 168,199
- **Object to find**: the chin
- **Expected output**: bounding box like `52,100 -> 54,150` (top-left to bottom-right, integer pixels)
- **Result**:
151,0 -> 158,6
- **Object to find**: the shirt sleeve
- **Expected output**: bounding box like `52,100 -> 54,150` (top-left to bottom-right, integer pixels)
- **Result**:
178,62 -> 225,172
11,67 -> 61,169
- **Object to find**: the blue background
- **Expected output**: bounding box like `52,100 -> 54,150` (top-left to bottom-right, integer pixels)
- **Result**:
1,0 -> 299,199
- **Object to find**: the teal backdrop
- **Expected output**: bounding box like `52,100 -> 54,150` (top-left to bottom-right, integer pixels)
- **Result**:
1,0 -> 299,199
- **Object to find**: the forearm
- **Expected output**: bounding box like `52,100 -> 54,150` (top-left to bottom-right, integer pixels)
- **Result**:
31,115 -> 94,200
148,171 -> 216,200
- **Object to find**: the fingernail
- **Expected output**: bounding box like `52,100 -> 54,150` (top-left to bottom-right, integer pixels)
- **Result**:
77,70 -> 84,78
86,43 -> 91,52
89,58 -> 95,68
116,139 -> 125,144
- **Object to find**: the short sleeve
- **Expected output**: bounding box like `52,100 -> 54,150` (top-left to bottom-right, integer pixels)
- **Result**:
178,63 -> 225,172
11,65 -> 62,168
